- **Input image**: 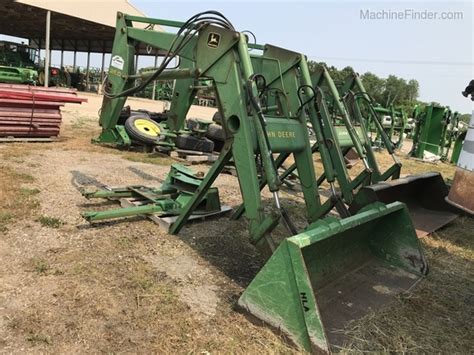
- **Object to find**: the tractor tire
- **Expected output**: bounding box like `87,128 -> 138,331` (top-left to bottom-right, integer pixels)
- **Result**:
37,69 -> 71,87
37,70 -> 46,86
58,70 -> 72,87
176,135 -> 214,153
124,115 -> 161,145
212,111 -> 222,125
206,124 -> 225,142
206,124 -> 225,152
118,105 -> 134,125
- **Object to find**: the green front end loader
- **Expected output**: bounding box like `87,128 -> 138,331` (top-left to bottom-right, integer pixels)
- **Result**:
240,202 -> 427,352
80,11 -> 428,353
410,104 -> 450,159
336,71 -> 462,236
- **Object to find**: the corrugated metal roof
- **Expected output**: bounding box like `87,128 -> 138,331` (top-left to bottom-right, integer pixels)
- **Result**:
16,0 -> 163,31
0,0 -> 164,54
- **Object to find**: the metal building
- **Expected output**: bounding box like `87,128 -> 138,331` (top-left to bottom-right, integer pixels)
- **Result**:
0,0 -> 163,87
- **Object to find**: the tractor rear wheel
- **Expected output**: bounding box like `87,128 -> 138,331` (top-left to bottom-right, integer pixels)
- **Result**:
124,115 -> 161,145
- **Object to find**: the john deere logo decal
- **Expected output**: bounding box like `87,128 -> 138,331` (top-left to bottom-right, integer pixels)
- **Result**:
207,33 -> 220,48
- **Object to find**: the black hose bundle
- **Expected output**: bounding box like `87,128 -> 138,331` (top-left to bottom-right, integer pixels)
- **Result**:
104,10 -> 235,99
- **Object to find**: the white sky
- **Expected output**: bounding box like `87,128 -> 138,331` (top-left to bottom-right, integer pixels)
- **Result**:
1,0 -> 472,113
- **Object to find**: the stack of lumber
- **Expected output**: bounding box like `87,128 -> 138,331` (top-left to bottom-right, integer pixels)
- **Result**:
0,84 -> 87,139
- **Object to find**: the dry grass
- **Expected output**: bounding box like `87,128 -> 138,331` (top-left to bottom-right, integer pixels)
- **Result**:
51,111 -> 176,167
0,138 -> 296,354
341,150 -> 457,182
0,152 -> 41,232
37,216 -> 64,228
3,217 -> 296,353
121,151 -> 175,166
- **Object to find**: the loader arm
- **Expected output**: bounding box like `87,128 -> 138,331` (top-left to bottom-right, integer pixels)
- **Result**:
340,71 -> 402,182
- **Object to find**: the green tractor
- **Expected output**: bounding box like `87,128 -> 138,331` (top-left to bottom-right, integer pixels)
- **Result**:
0,40 -> 70,87
0,40 -> 38,84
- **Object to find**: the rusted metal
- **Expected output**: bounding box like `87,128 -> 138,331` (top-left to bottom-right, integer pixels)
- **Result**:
344,147 -> 360,168
0,83 -> 81,93
350,172 -> 461,237
446,87 -> 474,215
0,89 -> 86,104
447,167 -> 474,215
0,84 -> 86,138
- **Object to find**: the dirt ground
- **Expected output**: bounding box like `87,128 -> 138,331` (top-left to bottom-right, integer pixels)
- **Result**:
0,93 -> 472,353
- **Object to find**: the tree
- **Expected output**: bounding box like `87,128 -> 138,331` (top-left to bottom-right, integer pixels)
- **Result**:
306,61 -> 353,83
306,60 -> 421,113
306,60 -> 321,74
382,75 -> 405,106
406,79 -> 419,102
459,113 -> 472,124
360,72 -> 385,103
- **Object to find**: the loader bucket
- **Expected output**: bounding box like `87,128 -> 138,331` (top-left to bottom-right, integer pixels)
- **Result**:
238,202 -> 427,353
350,172 -> 459,237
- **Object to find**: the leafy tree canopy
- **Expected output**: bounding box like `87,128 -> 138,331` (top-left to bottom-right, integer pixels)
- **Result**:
307,61 -> 468,117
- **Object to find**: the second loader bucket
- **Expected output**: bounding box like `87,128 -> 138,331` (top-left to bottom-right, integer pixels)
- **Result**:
350,172 -> 459,237
238,202 -> 427,353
